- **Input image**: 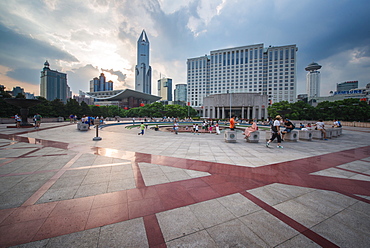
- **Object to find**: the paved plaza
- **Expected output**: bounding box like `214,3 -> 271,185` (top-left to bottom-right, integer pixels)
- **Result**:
0,122 -> 369,247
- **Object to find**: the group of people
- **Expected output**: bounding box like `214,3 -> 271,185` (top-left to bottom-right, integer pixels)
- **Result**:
81,115 -> 105,129
14,113 -> 42,129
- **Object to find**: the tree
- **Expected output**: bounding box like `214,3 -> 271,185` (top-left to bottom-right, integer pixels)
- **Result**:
80,101 -> 91,116
49,99 -> 66,117
65,99 -> 81,117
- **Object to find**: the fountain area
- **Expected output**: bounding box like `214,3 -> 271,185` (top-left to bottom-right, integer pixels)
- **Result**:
4,99 -> 41,128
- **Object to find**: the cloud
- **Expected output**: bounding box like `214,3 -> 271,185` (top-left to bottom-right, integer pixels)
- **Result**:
0,23 -> 78,70
66,64 -> 100,94
101,68 -> 128,87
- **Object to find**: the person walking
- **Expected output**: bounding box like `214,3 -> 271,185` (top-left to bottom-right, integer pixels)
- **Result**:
15,114 -> 21,128
173,122 -> 179,134
34,113 -> 42,129
195,124 -> 199,135
215,121 -> 220,135
266,115 -> 283,148
138,122 -> 145,135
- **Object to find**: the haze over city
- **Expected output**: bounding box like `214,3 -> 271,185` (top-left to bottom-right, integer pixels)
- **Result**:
0,0 -> 369,97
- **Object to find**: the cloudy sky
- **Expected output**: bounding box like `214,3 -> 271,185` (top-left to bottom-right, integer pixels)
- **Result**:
0,0 -> 369,97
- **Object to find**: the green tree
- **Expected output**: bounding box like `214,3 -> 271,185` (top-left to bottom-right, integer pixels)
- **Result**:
29,97 -> 52,117
49,99 -> 66,117
65,99 -> 81,117
80,101 -> 91,116
0,86 -> 18,117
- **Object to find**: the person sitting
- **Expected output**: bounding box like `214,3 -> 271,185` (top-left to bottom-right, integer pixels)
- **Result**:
243,120 -> 258,139
333,119 -> 342,128
281,119 -> 295,140
299,123 -> 305,129
315,119 -> 328,140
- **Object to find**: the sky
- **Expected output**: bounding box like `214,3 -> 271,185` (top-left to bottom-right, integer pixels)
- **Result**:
0,0 -> 369,98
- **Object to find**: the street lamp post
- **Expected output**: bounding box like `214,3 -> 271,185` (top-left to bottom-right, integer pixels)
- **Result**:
227,90 -> 232,118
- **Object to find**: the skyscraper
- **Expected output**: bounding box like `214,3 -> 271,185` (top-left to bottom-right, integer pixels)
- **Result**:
174,84 -> 187,102
135,30 -> 152,94
40,61 -> 69,103
305,62 -> 322,98
187,44 -> 297,107
158,78 -> 172,101
89,73 -> 113,92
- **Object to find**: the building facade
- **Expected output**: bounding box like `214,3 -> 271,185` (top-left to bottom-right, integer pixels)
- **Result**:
157,78 -> 172,101
337,81 -> 358,92
12,86 -> 25,97
203,93 -> 268,120
89,73 -> 113,92
40,61 -> 70,103
187,44 -> 297,107
174,84 -> 187,102
135,30 -> 152,94
305,62 -> 322,98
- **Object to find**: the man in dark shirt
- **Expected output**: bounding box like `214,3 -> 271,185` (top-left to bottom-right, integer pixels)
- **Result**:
281,119 -> 295,140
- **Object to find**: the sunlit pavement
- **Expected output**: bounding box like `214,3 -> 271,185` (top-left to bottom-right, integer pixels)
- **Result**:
0,122 -> 369,247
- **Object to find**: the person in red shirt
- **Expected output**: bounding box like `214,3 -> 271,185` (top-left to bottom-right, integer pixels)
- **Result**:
229,116 -> 235,130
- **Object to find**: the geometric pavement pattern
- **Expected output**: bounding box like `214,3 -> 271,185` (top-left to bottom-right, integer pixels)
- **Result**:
0,124 -> 369,247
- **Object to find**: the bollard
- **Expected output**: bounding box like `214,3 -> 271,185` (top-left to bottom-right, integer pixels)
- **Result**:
93,119 -> 102,141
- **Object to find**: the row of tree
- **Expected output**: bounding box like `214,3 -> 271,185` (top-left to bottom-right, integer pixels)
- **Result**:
268,99 -> 370,121
0,93 -> 198,119
1,87 -> 369,121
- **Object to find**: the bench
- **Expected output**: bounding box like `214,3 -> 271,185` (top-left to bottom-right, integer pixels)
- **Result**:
224,130 -> 237,143
282,130 -> 298,141
77,123 -> 89,131
299,130 -> 312,141
245,131 -> 260,143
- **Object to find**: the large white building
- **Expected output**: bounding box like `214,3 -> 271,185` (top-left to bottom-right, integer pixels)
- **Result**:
187,44 -> 297,107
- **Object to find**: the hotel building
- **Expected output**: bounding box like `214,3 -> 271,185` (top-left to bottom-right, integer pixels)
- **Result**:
187,44 -> 298,108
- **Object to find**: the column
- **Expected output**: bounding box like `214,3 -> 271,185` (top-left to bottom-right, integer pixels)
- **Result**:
241,106 -> 245,119
247,107 -> 250,120
217,107 -> 220,119
252,106 -> 256,120
258,106 -> 262,120
222,107 -> 225,119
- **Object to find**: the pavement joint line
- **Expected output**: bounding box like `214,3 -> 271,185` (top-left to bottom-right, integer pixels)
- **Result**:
21,152 -> 84,207
240,191 -> 340,248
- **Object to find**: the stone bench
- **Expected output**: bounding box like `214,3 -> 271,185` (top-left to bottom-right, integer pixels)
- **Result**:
245,131 -> 260,143
282,130 -> 298,141
266,130 -> 298,142
299,130 -> 312,141
77,123 -> 89,131
224,130 -> 237,143
311,130 -> 327,139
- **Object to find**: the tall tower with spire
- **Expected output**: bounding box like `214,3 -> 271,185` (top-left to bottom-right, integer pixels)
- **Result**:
135,30 -> 152,94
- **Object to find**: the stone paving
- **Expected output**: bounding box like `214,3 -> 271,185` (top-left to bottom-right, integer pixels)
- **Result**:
0,122 -> 369,247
